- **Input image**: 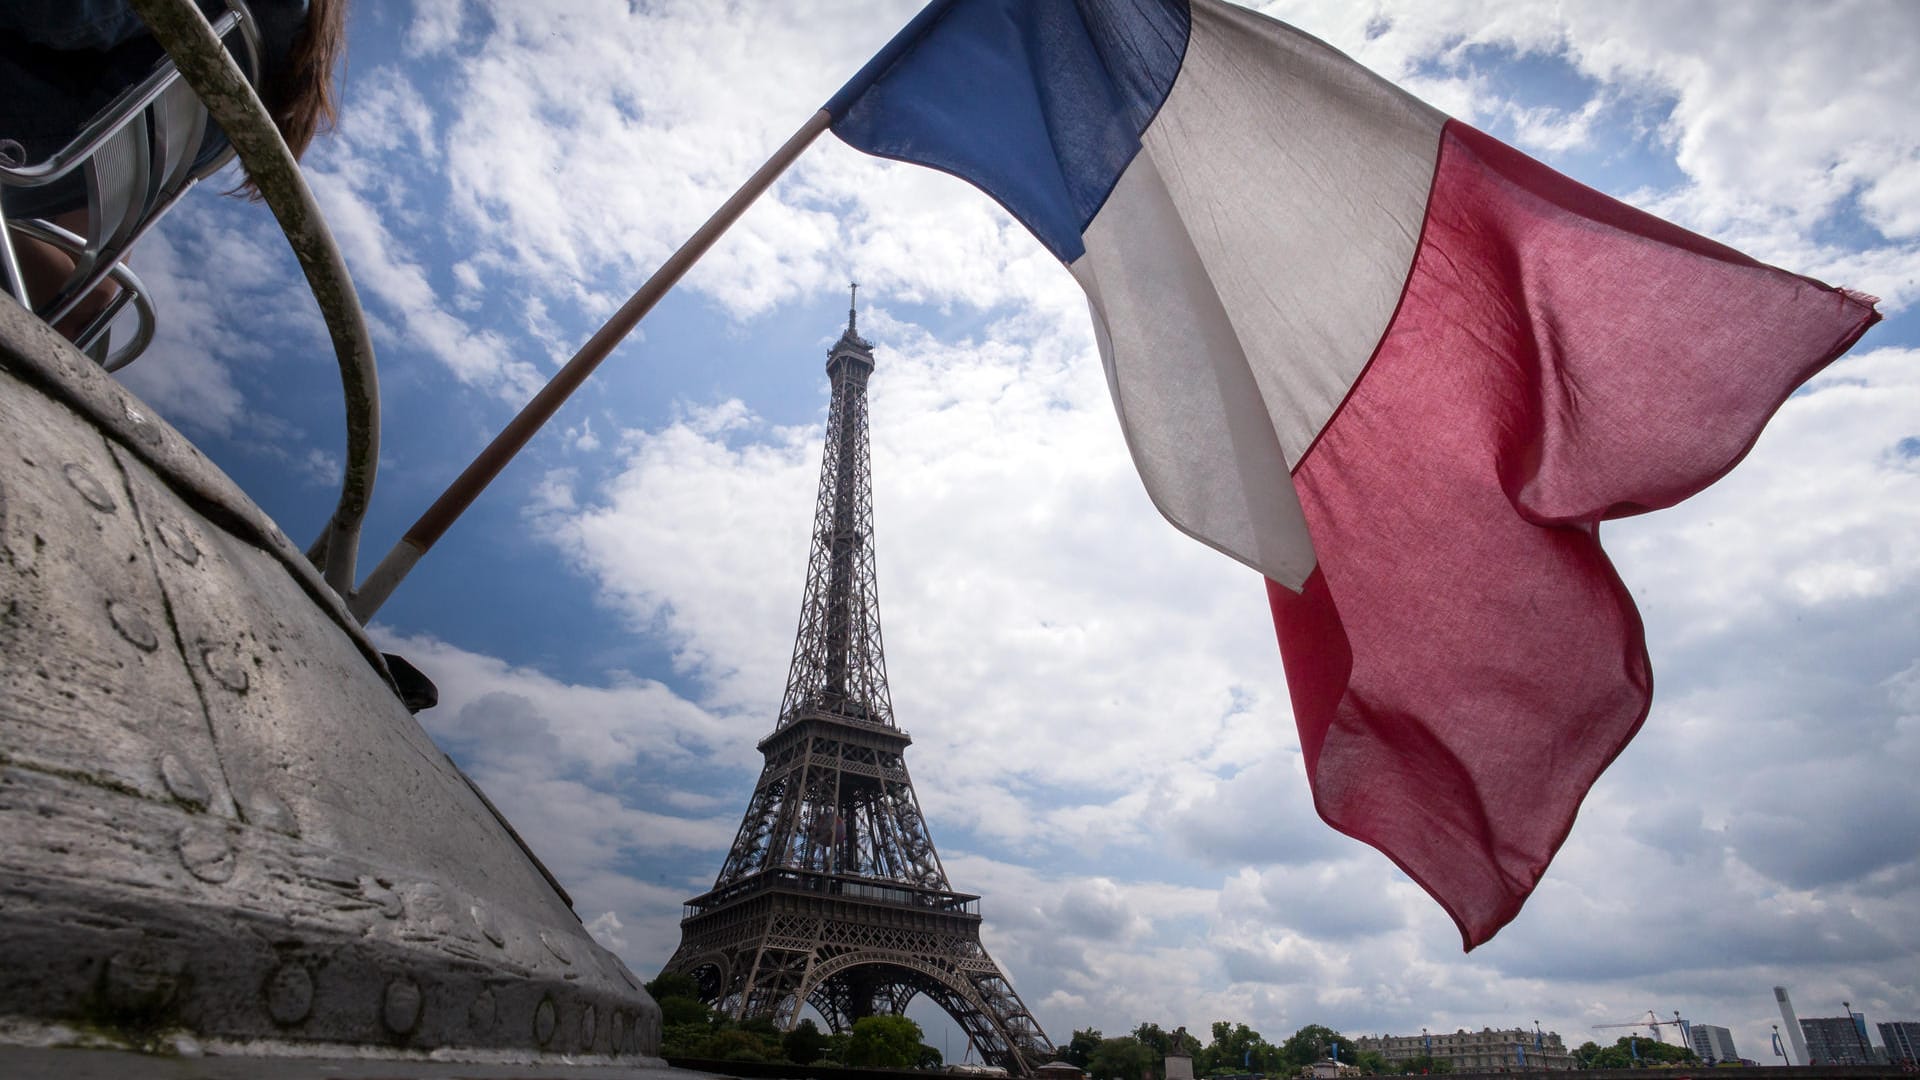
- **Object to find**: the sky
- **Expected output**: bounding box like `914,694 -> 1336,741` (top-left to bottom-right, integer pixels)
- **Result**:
107,0 -> 1919,1066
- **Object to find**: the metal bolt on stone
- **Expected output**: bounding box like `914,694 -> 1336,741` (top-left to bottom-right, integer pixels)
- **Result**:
200,644 -> 250,692
104,947 -> 185,1017
533,997 -> 557,1046
471,902 -> 504,947
381,978 -> 423,1036
175,823 -> 236,883
265,965 -> 315,1026
156,519 -> 200,564
63,462 -> 116,511
107,600 -> 159,652
241,789 -> 298,835
158,753 -> 210,809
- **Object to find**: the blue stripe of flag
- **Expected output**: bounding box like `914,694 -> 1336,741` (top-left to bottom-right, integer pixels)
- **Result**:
826,0 -> 1192,262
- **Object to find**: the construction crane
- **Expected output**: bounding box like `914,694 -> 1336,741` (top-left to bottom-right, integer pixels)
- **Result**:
1593,1011 -> 1691,1045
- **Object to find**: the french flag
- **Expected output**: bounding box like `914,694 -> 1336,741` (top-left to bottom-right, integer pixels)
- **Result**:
825,0 -> 1879,947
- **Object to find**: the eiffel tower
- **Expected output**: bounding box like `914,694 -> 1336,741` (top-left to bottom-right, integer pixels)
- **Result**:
663,289 -> 1052,1074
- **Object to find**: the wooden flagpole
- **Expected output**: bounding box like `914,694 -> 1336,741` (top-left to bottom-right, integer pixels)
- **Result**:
350,109 -> 833,621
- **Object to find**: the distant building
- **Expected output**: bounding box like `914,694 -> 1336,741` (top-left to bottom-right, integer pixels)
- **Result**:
1801,1015 -> 1876,1066
1354,1028 -> 1574,1072
1878,1022 -> 1920,1066
1688,1024 -> 1740,1064
1776,987 -> 1812,1066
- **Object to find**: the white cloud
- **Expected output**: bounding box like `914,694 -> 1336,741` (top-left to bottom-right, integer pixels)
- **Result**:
585,909 -> 629,952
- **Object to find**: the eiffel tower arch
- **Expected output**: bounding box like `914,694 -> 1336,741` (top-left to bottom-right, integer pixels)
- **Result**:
664,291 -> 1052,1074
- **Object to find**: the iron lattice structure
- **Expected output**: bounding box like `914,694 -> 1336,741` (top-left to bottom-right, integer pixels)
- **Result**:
664,296 -> 1052,1074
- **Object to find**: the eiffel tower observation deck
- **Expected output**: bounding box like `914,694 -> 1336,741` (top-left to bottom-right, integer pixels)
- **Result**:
664,290 -> 1053,1074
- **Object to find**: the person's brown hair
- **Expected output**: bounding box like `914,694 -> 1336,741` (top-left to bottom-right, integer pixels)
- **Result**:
268,0 -> 347,157
237,0 -> 347,196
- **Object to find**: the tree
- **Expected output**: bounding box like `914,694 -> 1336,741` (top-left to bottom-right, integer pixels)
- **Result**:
1645,1039 -> 1699,1065
1579,1035 -> 1697,1069
825,1031 -> 853,1064
1396,1055 -> 1450,1074
1282,1025 -> 1345,1069
645,972 -> 703,1002
658,995 -> 715,1028
701,1027 -> 779,1062
785,1019 -> 830,1065
1351,1050 -> 1389,1075
1135,1023 -> 1174,1058
651,973 -> 718,1059
847,1014 -> 927,1067
1089,1035 -> 1159,1080
1065,1028 -> 1106,1070
919,1041 -> 946,1069
1201,1021 -> 1269,1075
662,1021 -> 714,1058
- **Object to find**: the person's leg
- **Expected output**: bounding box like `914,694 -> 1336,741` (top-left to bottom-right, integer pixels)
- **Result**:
6,208 -> 119,341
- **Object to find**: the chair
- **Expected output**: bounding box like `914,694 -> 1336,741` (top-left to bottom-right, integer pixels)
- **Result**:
0,1 -> 261,370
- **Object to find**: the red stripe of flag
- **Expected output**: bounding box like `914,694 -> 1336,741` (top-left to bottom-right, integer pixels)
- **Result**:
1271,120 -> 1881,949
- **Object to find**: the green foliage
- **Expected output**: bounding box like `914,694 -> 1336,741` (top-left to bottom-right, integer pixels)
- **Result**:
1065,1028 -> 1106,1070
1130,1022 -> 1203,1060
846,1014 -> 927,1067
1577,1036 -> 1698,1069
784,1019 -> 830,1065
1135,1023 -> 1174,1057
1393,1054 -> 1451,1074
658,995 -> 715,1028
703,1027 -> 779,1062
919,1041 -> 946,1069
645,972 -> 703,1002
645,972 -> 701,1001
739,1014 -> 783,1040
1088,1035 -> 1159,1080
1200,1020 -> 1274,1074
1351,1050 -> 1389,1075
826,1031 -> 853,1064
646,970 -> 723,1058
643,971 -> 796,1066
1281,1025 -> 1345,1069
661,1021 -> 715,1058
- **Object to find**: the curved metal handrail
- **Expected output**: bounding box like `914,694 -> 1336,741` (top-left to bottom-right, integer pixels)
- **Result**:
128,0 -> 379,599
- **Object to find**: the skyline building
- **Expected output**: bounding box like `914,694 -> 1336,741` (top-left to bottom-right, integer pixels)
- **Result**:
1879,1022 -> 1920,1066
1688,1024 -> 1739,1064
1775,986 -> 1812,1065
1354,1028 -> 1574,1072
1800,1015 -> 1876,1067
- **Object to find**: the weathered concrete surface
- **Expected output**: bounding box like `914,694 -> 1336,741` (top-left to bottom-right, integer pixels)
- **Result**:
0,1046 -> 711,1079
0,293 -> 662,1061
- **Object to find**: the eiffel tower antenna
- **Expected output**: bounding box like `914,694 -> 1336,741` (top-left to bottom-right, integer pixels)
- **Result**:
664,298 -> 1052,1074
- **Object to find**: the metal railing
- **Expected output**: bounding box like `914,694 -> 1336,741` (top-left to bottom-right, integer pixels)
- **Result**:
0,4 -> 259,370
684,868 -> 982,920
